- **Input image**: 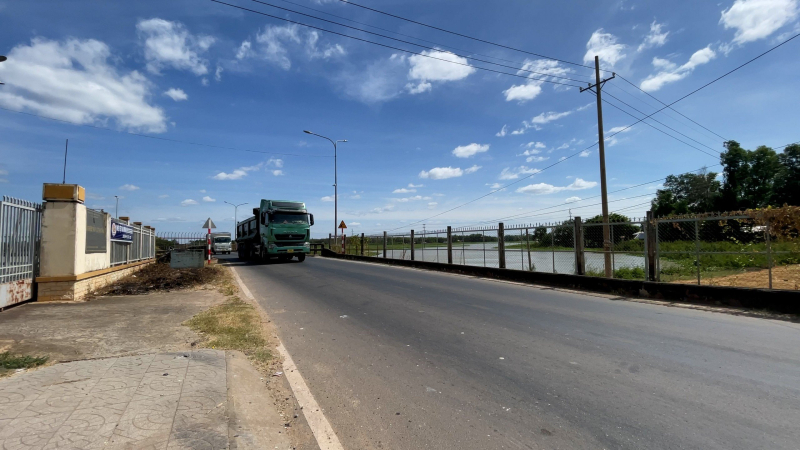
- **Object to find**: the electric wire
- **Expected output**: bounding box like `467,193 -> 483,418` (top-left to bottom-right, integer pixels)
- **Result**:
336,0 -> 596,70
213,1 -> 583,88
247,0 -> 590,84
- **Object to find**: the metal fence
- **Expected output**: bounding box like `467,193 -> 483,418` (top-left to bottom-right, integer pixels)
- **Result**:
335,212 -> 800,290
0,197 -> 42,284
111,223 -> 156,266
156,232 -> 208,253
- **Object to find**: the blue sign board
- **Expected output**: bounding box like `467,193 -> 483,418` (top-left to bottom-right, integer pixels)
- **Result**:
111,219 -> 134,243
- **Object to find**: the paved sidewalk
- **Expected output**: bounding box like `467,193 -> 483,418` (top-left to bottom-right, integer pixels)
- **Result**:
0,350 -> 231,449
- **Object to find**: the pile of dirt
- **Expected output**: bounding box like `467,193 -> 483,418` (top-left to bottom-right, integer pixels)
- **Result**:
98,263 -> 222,296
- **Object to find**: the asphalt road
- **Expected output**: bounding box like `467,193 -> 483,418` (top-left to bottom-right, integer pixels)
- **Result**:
226,255 -> 800,450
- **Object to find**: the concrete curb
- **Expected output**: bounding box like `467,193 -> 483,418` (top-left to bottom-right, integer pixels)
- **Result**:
323,253 -> 800,314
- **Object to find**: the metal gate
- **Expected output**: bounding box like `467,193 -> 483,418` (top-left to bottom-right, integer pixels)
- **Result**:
0,196 -> 42,308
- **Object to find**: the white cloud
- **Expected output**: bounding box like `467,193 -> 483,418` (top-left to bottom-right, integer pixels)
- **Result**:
579,150 -> 591,157
393,188 -> 416,194
119,184 -> 140,191
392,195 -> 432,203
137,18 -> 214,76
406,81 -> 432,94
640,46 -> 716,91
720,0 -> 799,45
532,110 -> 572,125
267,158 -> 284,168
271,170 -> 284,176
487,183 -> 504,190
242,24 -> 345,70
464,165 -> 481,174
652,57 -> 677,71
321,195 -> 337,202
408,49 -> 475,82
212,163 -> 262,180
452,143 -> 489,158
516,178 -> 598,195
181,199 -> 198,206
496,125 -> 509,137
202,196 -> 216,202
502,59 -> 572,103
336,55 -> 407,103
419,166 -> 465,180
526,156 -> 549,163
199,189 -> 206,193
0,38 -> 167,133
163,88 -> 188,101
350,222 -> 361,226
638,21 -> 670,52
158,194 -> 169,199
584,29 -> 626,67
214,65 -> 223,82
499,166 -> 541,180
428,202 -> 438,209
370,204 -> 395,214
565,196 -> 581,203
408,183 -> 423,188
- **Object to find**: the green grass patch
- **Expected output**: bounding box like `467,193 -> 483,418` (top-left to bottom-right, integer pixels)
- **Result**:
586,267 -> 647,280
184,296 -> 271,364
0,352 -> 48,373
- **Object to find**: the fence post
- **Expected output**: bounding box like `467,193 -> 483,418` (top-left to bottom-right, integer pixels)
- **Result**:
646,210 -> 657,282
360,233 -> 365,256
574,216 -> 585,275
383,231 -> 387,259
766,219 -> 773,289
526,228 -> 532,271
498,223 -> 506,269
694,218 -> 701,285
328,233 -> 332,251
410,230 -> 415,261
447,226 -> 453,264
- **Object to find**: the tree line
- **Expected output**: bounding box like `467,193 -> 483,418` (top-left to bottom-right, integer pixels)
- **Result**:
652,141 -> 800,217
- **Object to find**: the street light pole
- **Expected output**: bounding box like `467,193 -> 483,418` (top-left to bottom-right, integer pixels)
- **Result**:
224,201 -> 247,238
0,55 -> 6,85
304,130 -> 347,239
114,195 -> 119,218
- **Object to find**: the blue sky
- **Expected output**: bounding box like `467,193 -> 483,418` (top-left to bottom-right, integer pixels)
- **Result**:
1,0 -> 799,238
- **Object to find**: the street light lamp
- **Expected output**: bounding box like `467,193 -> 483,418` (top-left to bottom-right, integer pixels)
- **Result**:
304,130 -> 347,238
224,201 -> 248,238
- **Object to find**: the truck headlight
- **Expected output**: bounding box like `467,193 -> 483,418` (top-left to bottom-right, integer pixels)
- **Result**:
268,243 -> 276,249
303,242 -> 310,248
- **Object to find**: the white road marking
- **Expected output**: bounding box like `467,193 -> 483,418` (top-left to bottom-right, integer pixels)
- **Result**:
229,266 -> 346,450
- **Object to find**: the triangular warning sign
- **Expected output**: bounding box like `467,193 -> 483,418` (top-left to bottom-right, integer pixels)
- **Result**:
202,218 -> 217,229
338,220 -> 347,229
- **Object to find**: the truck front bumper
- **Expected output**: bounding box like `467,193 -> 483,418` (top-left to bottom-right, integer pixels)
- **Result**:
267,245 -> 309,255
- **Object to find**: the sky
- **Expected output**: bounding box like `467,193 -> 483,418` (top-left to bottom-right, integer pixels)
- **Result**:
1,0 -> 799,238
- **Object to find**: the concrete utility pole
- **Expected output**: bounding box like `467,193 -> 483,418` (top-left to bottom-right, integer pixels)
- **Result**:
581,55 -> 616,278
114,195 -> 119,218
304,130 -> 347,239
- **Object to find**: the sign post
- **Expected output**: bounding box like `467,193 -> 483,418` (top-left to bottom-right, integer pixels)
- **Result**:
202,218 -> 217,264
338,220 -> 347,254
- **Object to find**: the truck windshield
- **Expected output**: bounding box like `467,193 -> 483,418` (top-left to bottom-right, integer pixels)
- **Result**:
214,237 -> 231,243
270,213 -> 309,225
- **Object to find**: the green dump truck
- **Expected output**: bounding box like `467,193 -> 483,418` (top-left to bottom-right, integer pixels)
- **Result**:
236,200 -> 314,262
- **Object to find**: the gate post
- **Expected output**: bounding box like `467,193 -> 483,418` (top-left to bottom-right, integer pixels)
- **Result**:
645,211 -> 657,282
328,233 -> 332,251
410,230 -> 415,261
447,226 -> 453,264
498,223 -> 506,269
574,216 -> 585,275
382,231 -> 387,259
360,233 -> 365,256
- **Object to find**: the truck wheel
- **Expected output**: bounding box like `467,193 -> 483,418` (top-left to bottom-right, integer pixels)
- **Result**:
296,254 -> 306,262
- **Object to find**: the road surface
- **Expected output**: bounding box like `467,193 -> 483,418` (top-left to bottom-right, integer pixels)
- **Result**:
226,255 -> 800,450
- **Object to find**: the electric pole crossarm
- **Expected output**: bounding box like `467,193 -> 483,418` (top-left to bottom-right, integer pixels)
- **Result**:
579,73 -> 615,93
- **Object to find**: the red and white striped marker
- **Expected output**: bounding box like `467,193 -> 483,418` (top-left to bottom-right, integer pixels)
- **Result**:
207,228 -> 211,264
341,232 -> 346,254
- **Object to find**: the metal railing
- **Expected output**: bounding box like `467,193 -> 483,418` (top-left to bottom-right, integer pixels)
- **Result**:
111,222 -> 156,266
0,196 -> 42,284
334,212 -> 800,290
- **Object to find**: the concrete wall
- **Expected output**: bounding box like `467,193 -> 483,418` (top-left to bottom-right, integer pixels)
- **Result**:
37,261 -> 152,302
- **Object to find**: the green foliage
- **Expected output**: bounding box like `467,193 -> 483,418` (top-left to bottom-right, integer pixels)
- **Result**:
0,352 -> 48,370
585,267 -> 646,280
584,214 -> 640,249
651,171 -> 721,216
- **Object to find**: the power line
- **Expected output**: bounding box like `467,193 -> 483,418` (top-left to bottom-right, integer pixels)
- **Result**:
213,1 -> 583,88
0,105 -> 333,158
335,0 -> 595,70
247,0 -> 590,84
272,0 -> 596,81
600,95 -> 720,158
615,74 -> 728,141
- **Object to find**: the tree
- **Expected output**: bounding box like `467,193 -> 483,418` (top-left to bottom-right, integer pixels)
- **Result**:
719,141 -> 780,210
651,171 -> 721,217
774,144 -> 800,206
584,214 -> 639,248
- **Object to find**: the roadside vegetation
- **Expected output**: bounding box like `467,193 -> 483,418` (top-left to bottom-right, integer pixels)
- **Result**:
0,352 -> 48,377
184,269 -> 272,365
97,262 -> 222,296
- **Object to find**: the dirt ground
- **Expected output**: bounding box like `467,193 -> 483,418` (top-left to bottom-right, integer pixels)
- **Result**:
673,264 -> 800,290
93,262 -> 222,296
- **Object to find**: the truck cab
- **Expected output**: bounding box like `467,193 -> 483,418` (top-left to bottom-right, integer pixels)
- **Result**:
236,199 -> 314,262
211,233 -> 232,254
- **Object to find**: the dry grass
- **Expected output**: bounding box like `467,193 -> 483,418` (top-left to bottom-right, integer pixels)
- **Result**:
184,269 -> 272,364
699,264 -> 800,290
97,263 -> 223,296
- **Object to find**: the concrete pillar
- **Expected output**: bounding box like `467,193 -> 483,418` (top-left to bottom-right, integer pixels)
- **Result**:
383,231 -> 387,259
446,226 -> 453,264
410,230 -> 415,261
646,210 -> 657,281
498,223 -> 506,269
574,216 -> 585,275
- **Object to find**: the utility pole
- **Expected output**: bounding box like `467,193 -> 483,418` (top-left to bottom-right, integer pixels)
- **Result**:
114,195 -> 119,218
581,55 -> 615,278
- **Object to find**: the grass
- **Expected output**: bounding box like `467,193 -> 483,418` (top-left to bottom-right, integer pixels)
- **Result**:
0,352 -> 48,376
586,267 -> 647,280
184,269 -> 272,364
